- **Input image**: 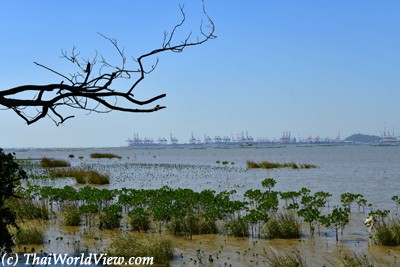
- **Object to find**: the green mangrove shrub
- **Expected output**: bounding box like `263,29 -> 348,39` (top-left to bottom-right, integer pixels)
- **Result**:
320,206 -> 350,242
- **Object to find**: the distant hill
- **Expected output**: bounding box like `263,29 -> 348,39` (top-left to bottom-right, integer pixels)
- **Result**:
344,133 -> 381,143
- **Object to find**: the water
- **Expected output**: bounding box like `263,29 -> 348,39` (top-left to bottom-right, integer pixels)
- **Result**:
8,145 -> 400,266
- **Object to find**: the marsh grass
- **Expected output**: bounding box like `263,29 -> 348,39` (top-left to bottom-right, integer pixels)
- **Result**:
372,217 -> 400,246
264,248 -> 307,267
6,198 -> 49,221
49,169 -> 110,185
224,217 -> 249,237
62,205 -> 81,226
40,157 -> 70,168
100,204 -> 122,229
128,210 -> 151,231
11,220 -> 46,245
339,249 -> 375,267
108,234 -> 173,264
90,153 -> 122,159
246,160 -> 317,169
262,212 -> 301,239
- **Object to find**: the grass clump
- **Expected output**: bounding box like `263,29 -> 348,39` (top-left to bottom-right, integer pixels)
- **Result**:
49,169 -> 110,185
11,220 -> 46,245
128,209 -> 151,231
6,198 -> 49,221
62,205 -> 81,226
224,217 -> 249,237
262,212 -> 301,239
246,160 -> 317,169
371,217 -> 400,246
108,234 -> 173,264
340,249 -> 375,267
40,157 -> 70,168
265,248 -> 307,267
90,153 -> 122,159
100,204 -> 122,229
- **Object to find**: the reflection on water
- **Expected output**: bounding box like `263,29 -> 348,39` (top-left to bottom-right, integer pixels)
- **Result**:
9,145 -> 400,266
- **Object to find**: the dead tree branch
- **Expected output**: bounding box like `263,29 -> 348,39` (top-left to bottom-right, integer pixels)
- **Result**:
0,1 -> 215,125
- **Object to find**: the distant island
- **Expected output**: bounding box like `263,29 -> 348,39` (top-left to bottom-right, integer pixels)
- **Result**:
344,133 -> 382,143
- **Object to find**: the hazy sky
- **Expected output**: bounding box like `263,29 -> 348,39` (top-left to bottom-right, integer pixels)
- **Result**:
1,1 -> 400,148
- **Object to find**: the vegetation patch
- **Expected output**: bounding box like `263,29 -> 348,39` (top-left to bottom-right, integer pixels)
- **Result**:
11,220 -> 46,245
90,153 -> 122,159
247,160 -> 317,169
62,205 -> 81,226
49,169 -> 110,185
262,212 -> 301,239
339,249 -> 375,267
264,248 -> 307,267
6,198 -> 49,221
108,234 -> 173,264
371,216 -> 400,246
40,157 -> 70,168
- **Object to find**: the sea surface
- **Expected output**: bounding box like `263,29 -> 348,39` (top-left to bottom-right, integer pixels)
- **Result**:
6,144 -> 400,266
10,144 -> 400,210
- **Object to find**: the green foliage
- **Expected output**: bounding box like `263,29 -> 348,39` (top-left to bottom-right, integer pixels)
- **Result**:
340,192 -> 363,211
246,160 -> 317,169
320,206 -> 350,242
108,234 -> 173,264
0,149 -> 27,253
40,157 -> 70,168
90,153 -> 122,159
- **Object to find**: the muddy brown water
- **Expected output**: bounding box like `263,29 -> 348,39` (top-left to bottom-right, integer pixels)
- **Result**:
9,145 -> 400,266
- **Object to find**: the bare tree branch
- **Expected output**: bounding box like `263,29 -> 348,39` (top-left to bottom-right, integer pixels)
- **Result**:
0,1 -> 216,125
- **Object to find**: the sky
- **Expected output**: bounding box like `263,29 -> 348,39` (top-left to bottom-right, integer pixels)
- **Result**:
1,1 -> 400,148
